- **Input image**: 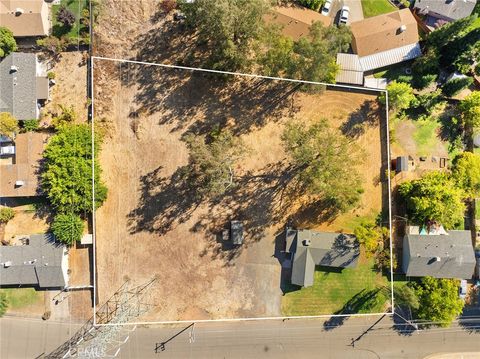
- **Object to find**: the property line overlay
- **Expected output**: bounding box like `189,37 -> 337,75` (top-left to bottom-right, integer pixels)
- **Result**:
90,56 -> 394,326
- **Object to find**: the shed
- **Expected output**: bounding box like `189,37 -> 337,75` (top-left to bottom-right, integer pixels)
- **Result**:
396,156 -> 409,173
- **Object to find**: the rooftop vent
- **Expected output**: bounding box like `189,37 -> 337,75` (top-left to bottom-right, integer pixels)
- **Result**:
4,261 -> 12,268
14,8 -> 24,15
10,65 -> 18,72
434,256 -> 441,262
303,239 -> 311,247
399,25 -> 407,33
15,180 -> 25,187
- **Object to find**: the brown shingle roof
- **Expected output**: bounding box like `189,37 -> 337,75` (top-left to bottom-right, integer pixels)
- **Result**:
351,8 -> 419,57
0,132 -> 48,197
0,0 -> 50,37
264,5 -> 331,41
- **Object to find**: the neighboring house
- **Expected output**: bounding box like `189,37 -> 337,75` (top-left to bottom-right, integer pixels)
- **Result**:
285,228 -> 360,287
402,227 -> 476,279
0,132 -> 49,197
0,0 -> 51,37
414,0 -> 476,28
0,233 -> 68,289
0,52 -> 49,120
264,5 -> 331,41
336,9 -> 421,86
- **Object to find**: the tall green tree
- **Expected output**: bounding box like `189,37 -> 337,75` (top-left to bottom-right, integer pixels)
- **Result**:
0,27 -> 17,58
184,128 -> 247,198
0,292 -> 7,317
398,171 -> 465,229
380,81 -> 415,113
0,112 -> 18,138
52,213 -> 84,245
282,119 -> 363,212
459,91 -> 480,129
393,284 -> 420,310
354,221 -> 388,257
413,277 -> 465,327
42,124 -> 108,213
180,0 -> 272,71
452,152 -> 480,199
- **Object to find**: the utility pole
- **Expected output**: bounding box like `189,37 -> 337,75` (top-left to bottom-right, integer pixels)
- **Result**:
45,278 -> 157,359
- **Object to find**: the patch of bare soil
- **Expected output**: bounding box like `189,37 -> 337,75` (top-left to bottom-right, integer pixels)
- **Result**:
42,52 -> 89,125
94,61 -> 386,321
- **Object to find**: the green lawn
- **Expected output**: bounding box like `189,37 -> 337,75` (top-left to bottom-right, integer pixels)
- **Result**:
412,117 -> 442,157
0,288 -> 43,310
372,61 -> 414,81
361,0 -> 396,18
282,257 -> 390,316
52,0 -> 88,41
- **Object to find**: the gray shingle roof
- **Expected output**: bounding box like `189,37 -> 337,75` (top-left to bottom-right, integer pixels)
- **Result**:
289,230 -> 360,287
414,0 -> 476,21
402,231 -> 476,279
0,234 -> 66,288
0,53 -> 39,120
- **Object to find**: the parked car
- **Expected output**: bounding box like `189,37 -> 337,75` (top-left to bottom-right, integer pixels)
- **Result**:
339,6 -> 350,25
459,279 -> 468,300
321,0 -> 332,16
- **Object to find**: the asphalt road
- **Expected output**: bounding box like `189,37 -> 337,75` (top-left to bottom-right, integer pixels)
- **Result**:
1,315 -> 480,359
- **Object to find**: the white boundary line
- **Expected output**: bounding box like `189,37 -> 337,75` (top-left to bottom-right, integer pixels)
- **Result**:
90,56 -> 394,326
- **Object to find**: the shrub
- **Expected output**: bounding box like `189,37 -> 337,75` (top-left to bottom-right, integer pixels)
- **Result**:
57,6 -> 76,28
22,119 -> 40,133
0,112 -> 18,137
52,104 -> 76,128
0,27 -> 17,58
397,75 -> 413,84
47,71 -> 56,80
297,0 -> 325,11
442,77 -> 474,97
413,73 -> 437,90
0,207 -> 15,224
52,213 -> 84,245
475,63 -> 480,76
414,90 -> 444,113
0,292 -> 7,317
160,0 -> 177,13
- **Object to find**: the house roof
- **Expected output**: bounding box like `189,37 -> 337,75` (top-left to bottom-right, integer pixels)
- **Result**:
0,0 -> 50,37
0,53 -> 42,120
414,0 -> 476,21
350,9 -> 419,57
0,132 -> 49,197
335,53 -> 363,85
288,230 -> 360,287
264,5 -> 331,41
403,231 -> 476,279
0,234 -> 66,288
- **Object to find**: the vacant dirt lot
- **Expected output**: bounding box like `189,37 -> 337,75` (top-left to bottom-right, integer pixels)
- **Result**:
94,61 -> 387,321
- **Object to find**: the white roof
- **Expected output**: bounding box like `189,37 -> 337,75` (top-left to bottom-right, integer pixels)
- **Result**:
358,42 -> 421,72
364,76 -> 387,89
335,53 -> 363,85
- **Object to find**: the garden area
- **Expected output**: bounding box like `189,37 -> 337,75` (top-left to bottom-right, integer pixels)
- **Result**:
282,256 -> 390,316
52,0 -> 88,41
361,0 -> 396,18
0,288 -> 44,316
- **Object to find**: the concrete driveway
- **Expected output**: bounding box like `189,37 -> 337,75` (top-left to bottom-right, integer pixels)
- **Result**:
329,0 -> 364,25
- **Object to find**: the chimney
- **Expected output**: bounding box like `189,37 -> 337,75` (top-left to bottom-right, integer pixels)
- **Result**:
434,256 -> 441,262
399,25 -> 407,33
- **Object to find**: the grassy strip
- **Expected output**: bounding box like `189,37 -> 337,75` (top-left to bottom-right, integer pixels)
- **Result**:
361,0 -> 396,18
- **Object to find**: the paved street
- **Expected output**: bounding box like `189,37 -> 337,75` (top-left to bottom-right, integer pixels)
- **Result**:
1,315 -> 479,358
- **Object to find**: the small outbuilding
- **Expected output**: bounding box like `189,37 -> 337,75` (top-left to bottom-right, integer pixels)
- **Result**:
230,221 -> 244,246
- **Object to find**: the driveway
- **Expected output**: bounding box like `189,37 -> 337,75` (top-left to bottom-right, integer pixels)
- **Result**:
329,0 -> 364,25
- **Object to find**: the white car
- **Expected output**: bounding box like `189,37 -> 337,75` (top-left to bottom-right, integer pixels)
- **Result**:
339,5 -> 350,25
321,0 -> 332,16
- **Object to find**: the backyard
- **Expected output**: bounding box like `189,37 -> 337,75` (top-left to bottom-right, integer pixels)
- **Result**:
93,60 -> 390,321
52,0 -> 88,44
361,0 -> 396,18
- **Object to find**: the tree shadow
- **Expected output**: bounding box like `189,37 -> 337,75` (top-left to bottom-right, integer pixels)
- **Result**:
340,100 -> 379,139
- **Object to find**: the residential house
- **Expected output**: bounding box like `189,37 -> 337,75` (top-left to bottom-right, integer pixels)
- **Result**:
285,229 -> 360,287
0,233 -> 68,289
336,9 -> 421,86
0,52 -> 49,120
414,0 -> 476,29
0,132 -> 49,197
0,0 -> 51,37
402,227 -> 476,279
264,5 -> 331,41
